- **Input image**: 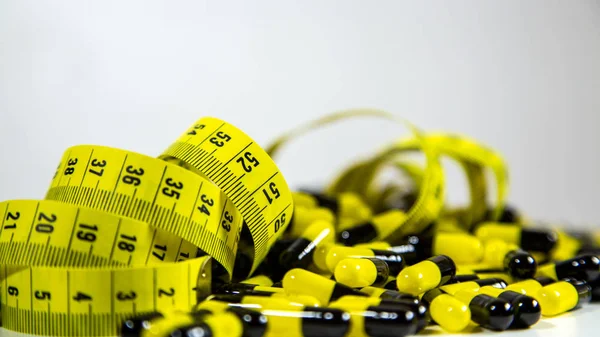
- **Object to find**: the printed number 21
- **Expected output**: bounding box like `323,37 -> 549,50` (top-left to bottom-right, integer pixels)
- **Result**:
262,182 -> 280,204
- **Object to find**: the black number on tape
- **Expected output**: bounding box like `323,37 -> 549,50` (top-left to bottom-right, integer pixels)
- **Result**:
187,124 -> 205,135
178,252 -> 189,262
122,165 -> 145,186
236,151 -> 260,173
76,224 -> 98,242
221,211 -> 234,232
35,212 -> 57,234
158,288 -> 175,297
4,211 -> 20,230
73,292 -> 92,302
7,286 -> 18,296
34,291 -> 51,300
197,194 -> 214,216
209,131 -> 232,147
64,158 -> 78,175
262,182 -> 280,204
117,291 -> 137,301
162,177 -> 184,199
152,244 -> 167,261
89,158 -> 107,177
274,213 -> 286,233
118,234 -> 137,252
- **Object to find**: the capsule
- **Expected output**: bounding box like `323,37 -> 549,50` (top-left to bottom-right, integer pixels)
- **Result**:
445,274 -> 480,284
294,191 -> 372,223
329,297 -> 420,337
475,223 -> 558,253
390,233 -> 484,265
551,230 -> 583,261
421,288 -> 471,332
279,220 -> 335,275
396,255 -> 456,296
439,278 -> 507,295
337,209 -> 407,246
312,243 -> 334,274
333,295 -> 428,333
209,292 -> 322,308
354,241 -> 392,250
242,275 -> 274,286
287,206 -> 335,238
282,268 -> 368,305
482,239 -> 537,279
214,283 -> 285,296
194,301 -> 268,337
478,287 -> 541,328
121,311 -> 170,337
536,278 -> 592,316
504,276 -> 556,296
452,288 -> 515,331
162,312 -> 244,337
360,286 -> 420,304
326,246 -> 405,274
536,254 -> 600,283
334,258 -> 389,288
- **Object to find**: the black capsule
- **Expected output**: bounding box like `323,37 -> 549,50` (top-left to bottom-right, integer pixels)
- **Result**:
554,255 -> 600,283
363,304 -> 420,337
504,250 -> 537,279
338,222 -> 378,246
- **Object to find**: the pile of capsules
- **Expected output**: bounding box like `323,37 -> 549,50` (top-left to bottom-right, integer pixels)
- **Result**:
121,121 -> 600,337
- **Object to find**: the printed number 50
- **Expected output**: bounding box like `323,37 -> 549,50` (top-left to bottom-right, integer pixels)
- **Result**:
274,213 -> 286,233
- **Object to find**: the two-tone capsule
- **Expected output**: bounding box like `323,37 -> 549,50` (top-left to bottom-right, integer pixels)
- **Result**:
475,223 -> 558,253
390,233 -> 484,265
325,246 -> 405,275
536,278 -> 592,316
421,288 -> 471,332
396,255 -> 456,295
452,288 -> 515,331
477,287 -> 541,328
283,268 -> 368,305
337,209 -> 408,246
286,206 -> 335,238
279,220 -> 335,275
334,258 -> 390,288
482,239 -> 537,279
536,254 -> 600,283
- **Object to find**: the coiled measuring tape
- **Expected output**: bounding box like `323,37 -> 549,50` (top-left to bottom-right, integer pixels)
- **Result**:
0,117 -> 293,336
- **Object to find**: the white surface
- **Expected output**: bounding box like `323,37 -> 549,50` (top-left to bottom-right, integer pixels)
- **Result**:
0,1 -> 599,336
0,304 -> 599,337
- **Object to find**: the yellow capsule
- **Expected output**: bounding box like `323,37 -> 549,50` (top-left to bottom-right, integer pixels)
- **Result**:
282,268 -> 367,305
288,206 -> 335,238
325,246 -> 405,274
270,293 -> 322,307
353,241 -> 392,250
334,258 -> 389,288
312,243 -> 334,273
242,275 -> 274,286
506,279 -> 544,296
551,230 -> 582,261
199,312 -> 244,337
475,223 -> 557,253
536,279 -> 592,316
433,233 -> 484,264
396,255 -> 456,296
336,192 -> 373,222
292,191 -> 319,208
421,288 -> 471,332
483,239 -> 519,267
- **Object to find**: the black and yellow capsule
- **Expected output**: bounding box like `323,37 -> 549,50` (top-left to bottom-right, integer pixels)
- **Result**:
212,295 -> 351,337
286,206 -> 335,238
482,239 -> 537,279
504,276 -> 555,296
390,233 -> 484,265
214,283 -> 285,296
121,311 -> 170,337
209,292 -> 322,308
361,286 -> 419,303
475,223 -> 558,253
354,241 -> 393,250
551,230 -> 583,261
396,255 -> 456,296
325,246 -> 405,274
478,286 -> 541,328
452,288 -> 515,331
330,297 -> 421,337
293,191 -> 372,223
444,274 -> 480,284
439,278 -> 508,295
536,278 -> 592,316
160,312 -> 244,337
195,301 -> 268,337
279,220 -> 335,274
536,254 -> 600,283
337,209 -> 407,246
282,268 -> 368,305
241,275 -> 274,286
334,257 -> 390,288
348,291 -> 427,332
421,288 -> 471,332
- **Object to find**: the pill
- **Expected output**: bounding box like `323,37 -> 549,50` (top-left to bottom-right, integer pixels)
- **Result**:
445,274 -> 480,284
325,246 -> 405,274
478,287 -> 541,328
194,301 -> 268,337
536,254 -> 600,283
396,255 -> 456,296
337,209 -> 408,246
475,223 -> 558,253
334,257 -> 389,288
332,295 -> 428,332
361,286 -> 419,304
241,275 -> 274,286
279,220 -> 335,274
483,205 -> 521,223
551,230 -> 582,261
329,299 -> 420,337
482,239 -> 537,279
287,206 -> 335,238
536,278 -> 592,316
421,288 -> 471,332
440,278 -> 507,295
209,293 -> 321,308
214,283 -> 285,295
283,268 -> 368,305
121,312 -> 168,337
261,306 -> 351,337
452,288 -> 515,331
312,243 -> 335,274
354,241 -> 392,250
163,312 -> 244,337
391,233 -> 484,265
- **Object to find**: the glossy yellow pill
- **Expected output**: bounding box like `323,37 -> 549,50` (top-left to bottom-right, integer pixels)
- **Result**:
429,294 -> 471,332
334,258 -> 389,288
536,282 -> 579,316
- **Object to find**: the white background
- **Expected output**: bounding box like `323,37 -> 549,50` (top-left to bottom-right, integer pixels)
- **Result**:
0,1 -> 599,336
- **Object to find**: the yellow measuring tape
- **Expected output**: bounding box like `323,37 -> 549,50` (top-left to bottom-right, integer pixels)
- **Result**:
0,117 -> 293,336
